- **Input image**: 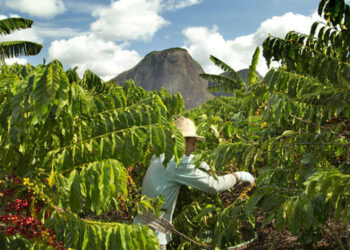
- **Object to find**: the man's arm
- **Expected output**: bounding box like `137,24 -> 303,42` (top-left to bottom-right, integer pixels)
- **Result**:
173,159 -> 255,193
174,161 -> 238,193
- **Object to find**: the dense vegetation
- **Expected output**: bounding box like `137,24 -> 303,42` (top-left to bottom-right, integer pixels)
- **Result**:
1,0 -> 349,249
179,0 -> 350,248
0,60 -> 185,249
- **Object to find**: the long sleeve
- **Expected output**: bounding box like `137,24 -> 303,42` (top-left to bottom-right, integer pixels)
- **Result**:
134,154 -> 238,245
173,155 -> 237,193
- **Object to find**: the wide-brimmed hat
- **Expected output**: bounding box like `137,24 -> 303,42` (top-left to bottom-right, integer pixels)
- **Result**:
174,116 -> 204,140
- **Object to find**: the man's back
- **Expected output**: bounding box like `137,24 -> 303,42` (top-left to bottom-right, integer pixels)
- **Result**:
134,153 -> 237,245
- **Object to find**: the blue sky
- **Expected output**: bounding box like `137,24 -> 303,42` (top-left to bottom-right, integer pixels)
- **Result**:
0,0 -> 333,80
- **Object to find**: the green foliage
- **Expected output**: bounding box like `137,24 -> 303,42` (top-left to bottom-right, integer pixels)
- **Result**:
2,1 -> 349,249
0,41 -> 42,58
45,210 -> 160,250
182,0 -> 350,248
0,59 -> 185,248
247,47 -> 260,87
0,17 -> 42,59
0,18 -> 33,35
200,47 -> 261,94
200,56 -> 246,93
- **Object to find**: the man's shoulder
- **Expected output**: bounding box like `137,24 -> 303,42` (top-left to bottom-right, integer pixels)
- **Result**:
151,154 -> 198,169
176,154 -> 196,168
150,154 -> 176,168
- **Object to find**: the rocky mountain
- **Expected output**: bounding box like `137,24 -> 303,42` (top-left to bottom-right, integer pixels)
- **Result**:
112,48 -> 213,109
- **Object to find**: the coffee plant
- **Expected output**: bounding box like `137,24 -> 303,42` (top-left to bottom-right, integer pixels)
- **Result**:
173,0 -> 349,249
0,59 -> 185,249
1,0 -> 350,249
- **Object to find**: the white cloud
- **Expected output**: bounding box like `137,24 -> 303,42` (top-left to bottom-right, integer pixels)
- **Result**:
9,14 -> 20,18
160,0 -> 202,11
0,14 -> 84,45
48,35 -> 142,81
0,27 -> 43,44
182,12 -> 320,76
35,25 -> 85,39
5,0 -> 66,18
4,57 -> 28,65
91,0 -> 169,41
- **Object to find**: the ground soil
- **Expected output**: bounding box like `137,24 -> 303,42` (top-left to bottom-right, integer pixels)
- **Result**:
247,210 -> 347,250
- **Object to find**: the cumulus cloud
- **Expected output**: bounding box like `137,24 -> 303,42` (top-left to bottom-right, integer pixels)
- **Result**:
4,57 -> 28,65
183,12 -> 320,76
91,0 -> 169,41
5,0 -> 66,19
48,35 -> 142,81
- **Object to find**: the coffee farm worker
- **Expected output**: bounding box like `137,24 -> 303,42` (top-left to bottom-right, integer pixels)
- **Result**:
134,116 -> 255,248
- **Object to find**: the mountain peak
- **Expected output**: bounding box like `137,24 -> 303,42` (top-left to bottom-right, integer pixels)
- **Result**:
145,47 -> 187,57
113,48 -> 212,109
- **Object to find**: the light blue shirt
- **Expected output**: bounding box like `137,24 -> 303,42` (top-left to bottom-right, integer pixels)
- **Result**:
133,154 -> 237,245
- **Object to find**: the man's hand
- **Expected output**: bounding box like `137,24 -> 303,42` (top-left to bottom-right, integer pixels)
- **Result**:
233,171 -> 255,186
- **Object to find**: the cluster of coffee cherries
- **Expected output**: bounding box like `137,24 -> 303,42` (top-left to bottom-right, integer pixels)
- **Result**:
7,199 -> 29,213
237,183 -> 256,201
219,182 -> 256,207
255,102 -> 265,116
0,214 -> 64,249
0,175 -> 65,249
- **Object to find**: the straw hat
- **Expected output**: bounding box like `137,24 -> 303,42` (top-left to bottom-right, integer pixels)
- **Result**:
174,116 -> 204,140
